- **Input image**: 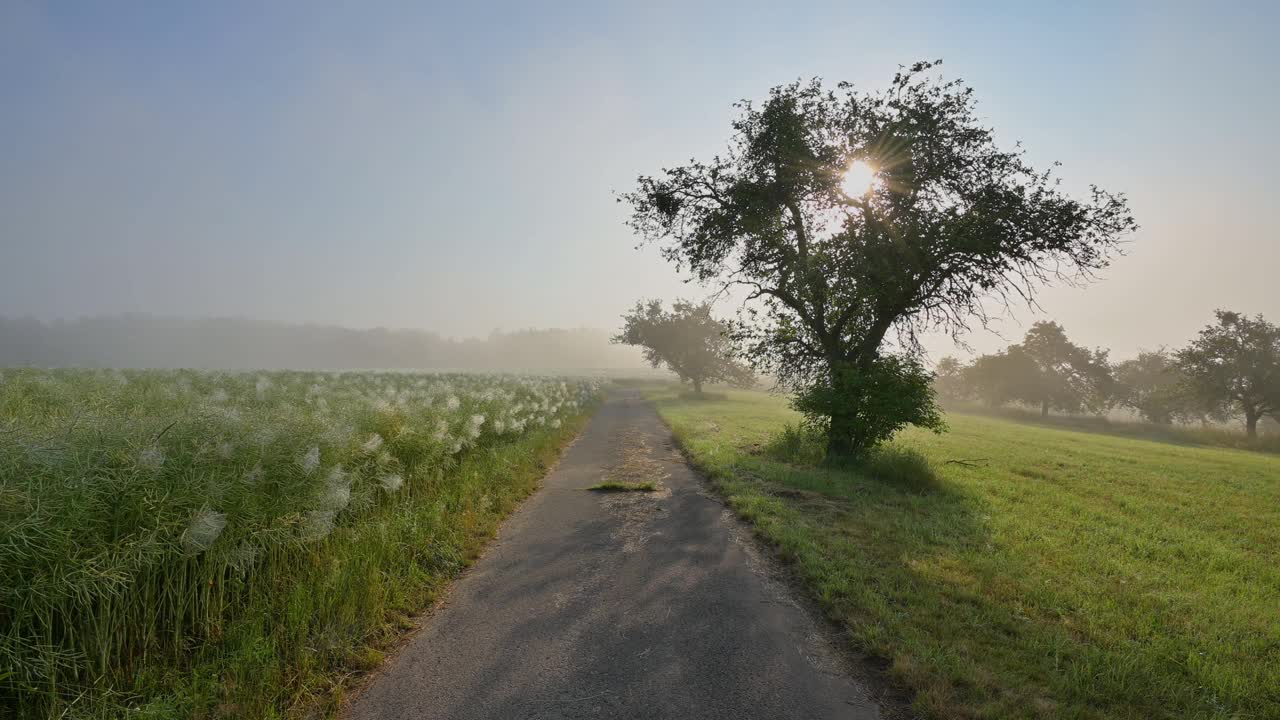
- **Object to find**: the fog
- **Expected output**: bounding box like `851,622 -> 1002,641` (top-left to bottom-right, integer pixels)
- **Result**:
2,2 -> 1277,368
0,316 -> 650,371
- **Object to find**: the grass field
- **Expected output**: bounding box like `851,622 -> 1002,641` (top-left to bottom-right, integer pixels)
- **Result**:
647,387 -> 1280,720
1,369 -> 599,718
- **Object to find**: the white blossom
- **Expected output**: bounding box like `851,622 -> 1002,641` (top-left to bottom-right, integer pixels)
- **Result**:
380,473 -> 404,492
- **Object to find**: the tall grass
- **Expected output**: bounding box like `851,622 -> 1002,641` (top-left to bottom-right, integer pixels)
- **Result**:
0,368 -> 600,718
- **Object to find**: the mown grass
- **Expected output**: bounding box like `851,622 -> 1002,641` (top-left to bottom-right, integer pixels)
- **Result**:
646,387 -> 1280,720
942,402 -> 1280,454
1,369 -> 598,718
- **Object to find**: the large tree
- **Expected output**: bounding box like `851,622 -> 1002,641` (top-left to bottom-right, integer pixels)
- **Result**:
1176,311 -> 1280,437
622,62 -> 1136,456
613,299 -> 755,394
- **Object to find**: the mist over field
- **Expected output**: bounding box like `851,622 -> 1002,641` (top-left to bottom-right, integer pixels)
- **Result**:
2,2 -> 1277,363
0,315 -> 649,370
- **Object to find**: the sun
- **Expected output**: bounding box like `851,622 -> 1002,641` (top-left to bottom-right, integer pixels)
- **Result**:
841,160 -> 878,197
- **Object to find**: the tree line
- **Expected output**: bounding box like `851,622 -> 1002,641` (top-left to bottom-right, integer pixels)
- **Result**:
0,315 -> 647,371
936,311 -> 1280,437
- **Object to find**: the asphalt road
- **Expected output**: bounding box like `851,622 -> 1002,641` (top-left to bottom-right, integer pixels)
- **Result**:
347,389 -> 887,720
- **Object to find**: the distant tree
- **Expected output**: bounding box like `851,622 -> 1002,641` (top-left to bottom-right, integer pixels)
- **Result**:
622,62 -> 1135,457
964,322 -> 1113,417
964,346 -> 1042,409
933,356 -> 969,403
613,300 -> 755,394
1113,349 -> 1208,424
1176,311 -> 1280,437
1018,322 -> 1115,416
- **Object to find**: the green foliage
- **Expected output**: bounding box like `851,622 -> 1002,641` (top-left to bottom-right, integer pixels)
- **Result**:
1176,310 -> 1280,437
623,63 -> 1135,458
0,368 -> 599,718
613,299 -> 755,393
791,356 -> 945,457
1112,349 -> 1213,424
932,356 -> 968,403
648,386 -> 1280,720
966,321 -> 1113,416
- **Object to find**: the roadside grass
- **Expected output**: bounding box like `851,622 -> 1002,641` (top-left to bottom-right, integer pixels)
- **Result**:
193,409 -> 594,719
646,386 -> 1280,720
586,480 -> 658,492
1,369 -> 598,719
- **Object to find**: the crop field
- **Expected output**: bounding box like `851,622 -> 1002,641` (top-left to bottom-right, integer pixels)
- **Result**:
648,387 -> 1280,720
0,368 -> 600,718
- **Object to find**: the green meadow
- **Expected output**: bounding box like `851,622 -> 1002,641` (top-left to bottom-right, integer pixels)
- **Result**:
648,387 -> 1280,720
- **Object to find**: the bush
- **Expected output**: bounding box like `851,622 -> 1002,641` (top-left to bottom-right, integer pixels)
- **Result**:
792,355 -> 946,458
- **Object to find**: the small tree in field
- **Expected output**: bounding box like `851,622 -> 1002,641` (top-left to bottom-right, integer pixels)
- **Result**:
1176,311 -> 1280,437
613,300 -> 755,395
622,62 -> 1136,457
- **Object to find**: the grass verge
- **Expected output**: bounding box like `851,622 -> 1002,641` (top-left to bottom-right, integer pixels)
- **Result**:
130,409 -> 592,719
1,368 -> 598,719
647,386 -> 1280,720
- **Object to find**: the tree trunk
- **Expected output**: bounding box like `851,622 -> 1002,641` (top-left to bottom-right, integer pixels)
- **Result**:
826,413 -> 855,458
1041,399 -> 1050,418
1245,410 -> 1259,438
692,377 -> 703,395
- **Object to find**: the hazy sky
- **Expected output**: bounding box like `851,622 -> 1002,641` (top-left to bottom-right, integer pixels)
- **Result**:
3,1 -> 1277,359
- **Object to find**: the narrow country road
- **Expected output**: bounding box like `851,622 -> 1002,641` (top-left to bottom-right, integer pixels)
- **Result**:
347,389 -> 888,720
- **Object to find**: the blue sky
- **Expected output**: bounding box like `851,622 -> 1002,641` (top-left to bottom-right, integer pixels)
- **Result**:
2,1 -> 1277,357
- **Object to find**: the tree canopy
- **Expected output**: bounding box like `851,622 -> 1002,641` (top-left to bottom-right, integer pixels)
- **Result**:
622,62 -> 1136,456
1113,349 -> 1211,425
612,300 -> 755,394
1176,311 -> 1280,437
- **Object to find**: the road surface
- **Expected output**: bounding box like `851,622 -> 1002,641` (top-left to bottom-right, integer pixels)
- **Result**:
347,388 -> 890,720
